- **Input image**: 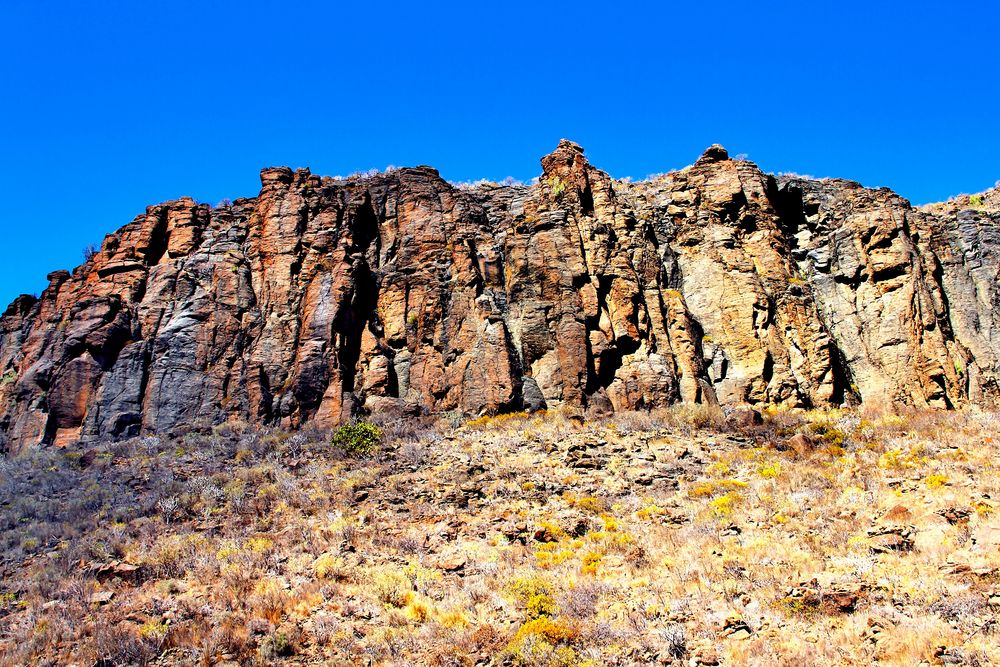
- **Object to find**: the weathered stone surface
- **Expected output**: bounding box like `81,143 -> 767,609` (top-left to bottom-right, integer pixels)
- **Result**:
773,177 -> 1000,407
0,142 -> 997,450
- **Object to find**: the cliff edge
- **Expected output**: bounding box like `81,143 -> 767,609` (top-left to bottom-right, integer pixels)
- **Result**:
1,141 -> 997,450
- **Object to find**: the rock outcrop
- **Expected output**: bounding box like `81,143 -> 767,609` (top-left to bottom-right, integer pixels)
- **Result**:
1,141 -> 997,450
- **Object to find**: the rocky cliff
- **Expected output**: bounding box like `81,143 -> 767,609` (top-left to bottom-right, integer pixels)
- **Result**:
1,141 -> 998,451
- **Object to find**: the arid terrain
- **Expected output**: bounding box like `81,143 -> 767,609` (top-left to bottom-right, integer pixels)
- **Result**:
1,143 -> 999,666
2,1 -> 998,664
1,406 -> 997,666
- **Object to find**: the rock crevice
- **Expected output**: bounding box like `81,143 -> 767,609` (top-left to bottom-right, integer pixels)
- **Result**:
1,142 -> 997,450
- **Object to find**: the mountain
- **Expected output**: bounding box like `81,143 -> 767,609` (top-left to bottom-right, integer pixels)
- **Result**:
1,141 -> 998,452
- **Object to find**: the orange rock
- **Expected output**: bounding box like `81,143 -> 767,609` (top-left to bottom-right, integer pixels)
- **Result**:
1,142 -> 998,451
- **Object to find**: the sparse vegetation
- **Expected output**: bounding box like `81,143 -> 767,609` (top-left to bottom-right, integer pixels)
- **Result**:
331,420 -> 382,456
0,406 -> 998,665
546,175 -> 567,199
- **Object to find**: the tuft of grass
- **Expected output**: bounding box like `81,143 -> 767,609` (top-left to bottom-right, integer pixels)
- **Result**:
466,411 -> 533,429
372,568 -> 412,608
757,461 -> 782,478
688,479 -> 748,498
579,551 -> 602,576
709,491 -> 740,517
925,473 -> 949,489
313,553 -> 347,580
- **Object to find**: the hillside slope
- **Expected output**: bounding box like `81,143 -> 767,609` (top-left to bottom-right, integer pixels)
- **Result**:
0,409 -> 998,665
1,142 -> 998,451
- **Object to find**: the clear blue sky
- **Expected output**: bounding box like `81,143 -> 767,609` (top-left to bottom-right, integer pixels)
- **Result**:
2,1 -> 998,307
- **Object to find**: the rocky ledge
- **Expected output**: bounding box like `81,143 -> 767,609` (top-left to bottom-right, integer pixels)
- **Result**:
1,141 -> 997,450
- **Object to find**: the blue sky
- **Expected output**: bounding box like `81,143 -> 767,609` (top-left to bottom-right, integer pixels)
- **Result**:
1,1 -> 998,307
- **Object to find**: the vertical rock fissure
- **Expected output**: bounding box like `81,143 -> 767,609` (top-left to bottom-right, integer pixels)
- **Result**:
144,211 -> 169,267
2,144 -> 999,449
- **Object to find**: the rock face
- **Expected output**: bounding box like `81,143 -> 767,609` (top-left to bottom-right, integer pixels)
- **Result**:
1,141 -> 997,450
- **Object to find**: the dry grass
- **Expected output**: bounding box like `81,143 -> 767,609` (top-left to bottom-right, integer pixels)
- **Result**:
0,406 -> 998,665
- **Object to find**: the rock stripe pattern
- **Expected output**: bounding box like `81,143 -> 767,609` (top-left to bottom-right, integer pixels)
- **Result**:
0,141 -> 997,450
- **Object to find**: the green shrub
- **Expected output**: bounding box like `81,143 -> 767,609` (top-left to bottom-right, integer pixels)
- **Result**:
332,421 -> 383,457
969,194 -> 984,208
546,175 -> 567,199
260,630 -> 294,659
